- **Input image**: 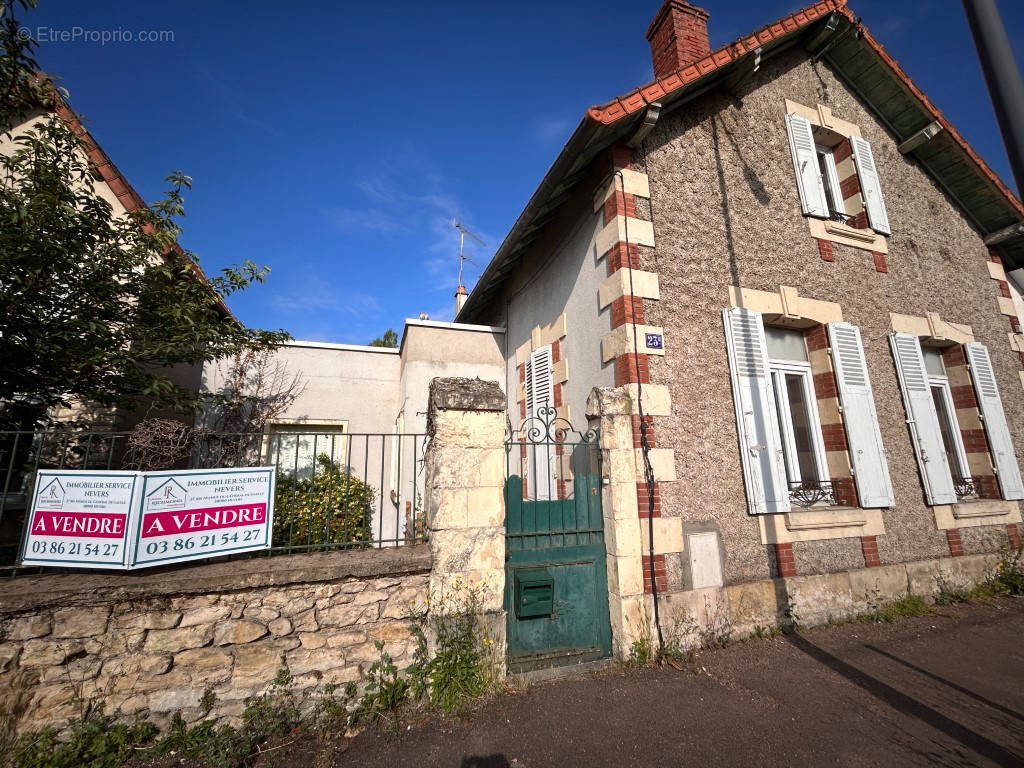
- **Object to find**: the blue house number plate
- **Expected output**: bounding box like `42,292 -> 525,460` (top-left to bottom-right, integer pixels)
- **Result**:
645,333 -> 663,350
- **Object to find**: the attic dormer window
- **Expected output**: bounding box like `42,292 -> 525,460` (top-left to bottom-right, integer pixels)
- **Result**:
785,109 -> 891,237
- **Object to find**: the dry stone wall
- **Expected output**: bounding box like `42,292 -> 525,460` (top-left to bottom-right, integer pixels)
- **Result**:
0,547 -> 429,736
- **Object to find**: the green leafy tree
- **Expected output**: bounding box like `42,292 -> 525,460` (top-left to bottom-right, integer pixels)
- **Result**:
273,454 -> 375,548
0,1 -> 289,427
369,328 -> 399,348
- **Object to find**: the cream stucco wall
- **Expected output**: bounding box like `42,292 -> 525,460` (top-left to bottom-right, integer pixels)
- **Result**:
200,322 -> 506,544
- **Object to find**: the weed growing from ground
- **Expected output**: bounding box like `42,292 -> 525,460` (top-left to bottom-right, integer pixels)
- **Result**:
782,595 -> 802,633
658,614 -> 698,663
315,682 -> 358,725
425,580 -> 497,714
750,624 -> 782,640
698,595 -> 732,649
857,594 -> 932,624
990,548 -> 1024,596
145,661 -> 300,768
405,618 -> 431,701
354,641 -> 410,728
5,708 -> 156,768
628,635 -> 654,666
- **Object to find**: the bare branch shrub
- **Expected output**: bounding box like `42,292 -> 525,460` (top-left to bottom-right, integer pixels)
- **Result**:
124,349 -> 304,470
124,418 -> 195,471
197,348 -> 305,467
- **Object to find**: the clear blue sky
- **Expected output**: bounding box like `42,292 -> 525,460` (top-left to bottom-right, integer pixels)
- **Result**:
20,0 -> 1024,343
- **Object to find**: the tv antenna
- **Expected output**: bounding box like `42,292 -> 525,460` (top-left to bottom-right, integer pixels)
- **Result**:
451,219 -> 486,288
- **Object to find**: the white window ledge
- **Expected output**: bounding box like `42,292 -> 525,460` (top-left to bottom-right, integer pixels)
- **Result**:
808,217 -> 888,254
933,499 -> 1022,530
784,507 -> 867,531
759,506 -> 885,544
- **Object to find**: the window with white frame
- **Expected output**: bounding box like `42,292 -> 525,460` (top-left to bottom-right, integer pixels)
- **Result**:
723,307 -> 893,516
785,112 -> 891,235
890,333 -> 1024,504
815,144 -> 844,220
266,422 -> 348,480
921,347 -> 972,492
765,326 -> 829,494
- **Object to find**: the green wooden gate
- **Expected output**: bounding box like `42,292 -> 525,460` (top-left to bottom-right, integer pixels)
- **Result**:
504,407 -> 611,672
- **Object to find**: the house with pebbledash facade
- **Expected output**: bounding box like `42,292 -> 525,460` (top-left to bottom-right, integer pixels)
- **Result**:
190,0 -> 1024,661
443,0 -> 1024,653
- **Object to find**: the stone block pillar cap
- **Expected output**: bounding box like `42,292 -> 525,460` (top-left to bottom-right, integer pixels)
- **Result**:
428,377 -> 506,416
587,386 -> 632,418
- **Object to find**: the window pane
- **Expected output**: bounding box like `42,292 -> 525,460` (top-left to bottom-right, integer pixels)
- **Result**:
269,428 -> 347,480
785,373 -> 820,482
922,346 -> 946,378
771,373 -> 796,482
816,150 -> 840,214
931,386 -> 962,479
765,326 -> 808,362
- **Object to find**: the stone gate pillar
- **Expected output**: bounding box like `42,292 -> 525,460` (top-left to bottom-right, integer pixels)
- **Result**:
586,387 -> 647,659
424,377 -> 507,666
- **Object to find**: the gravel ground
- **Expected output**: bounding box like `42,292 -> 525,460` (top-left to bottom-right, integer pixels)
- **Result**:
322,598 -> 1024,767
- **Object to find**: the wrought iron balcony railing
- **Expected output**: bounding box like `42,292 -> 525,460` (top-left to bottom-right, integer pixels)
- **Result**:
788,479 -> 838,508
954,475 -> 984,500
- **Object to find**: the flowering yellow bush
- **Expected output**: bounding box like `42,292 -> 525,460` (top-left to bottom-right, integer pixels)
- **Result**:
273,454 -> 375,549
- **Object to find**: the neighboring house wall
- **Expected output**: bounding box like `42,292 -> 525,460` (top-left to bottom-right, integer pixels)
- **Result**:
202,341 -> 403,435
397,321 -> 505,435
476,166 -> 616,436
639,48 -> 1024,587
200,323 -> 506,544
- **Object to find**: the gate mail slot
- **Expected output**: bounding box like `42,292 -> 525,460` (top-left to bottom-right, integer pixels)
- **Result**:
515,568 -> 554,618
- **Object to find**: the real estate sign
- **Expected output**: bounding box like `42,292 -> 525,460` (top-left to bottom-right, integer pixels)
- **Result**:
131,468 -> 275,567
19,467 -> 275,570
21,470 -> 140,569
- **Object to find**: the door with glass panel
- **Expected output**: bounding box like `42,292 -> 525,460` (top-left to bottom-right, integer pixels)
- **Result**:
765,326 -> 834,507
922,347 -> 975,498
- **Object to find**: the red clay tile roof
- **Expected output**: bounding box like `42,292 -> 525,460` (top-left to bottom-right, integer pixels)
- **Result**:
588,1 -> 843,125
585,0 -> 1022,217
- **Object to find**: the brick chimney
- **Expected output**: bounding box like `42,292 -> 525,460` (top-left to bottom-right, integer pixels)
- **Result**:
646,0 -> 711,80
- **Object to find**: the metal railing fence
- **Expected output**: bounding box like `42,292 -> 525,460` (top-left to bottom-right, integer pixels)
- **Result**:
0,428 -> 427,576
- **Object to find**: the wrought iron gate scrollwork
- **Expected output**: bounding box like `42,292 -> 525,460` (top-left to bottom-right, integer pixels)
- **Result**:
506,405 -> 599,503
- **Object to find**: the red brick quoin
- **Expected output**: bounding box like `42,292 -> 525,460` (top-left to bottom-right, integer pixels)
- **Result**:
604,242 -> 640,276
642,553 -> 668,593
637,481 -> 661,517
817,238 -> 834,262
774,542 -> 797,578
946,528 -> 965,557
610,295 -> 645,329
1008,523 -> 1022,552
861,535 -> 882,568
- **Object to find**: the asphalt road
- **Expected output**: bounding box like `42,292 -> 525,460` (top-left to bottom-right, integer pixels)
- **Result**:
335,598 -> 1024,767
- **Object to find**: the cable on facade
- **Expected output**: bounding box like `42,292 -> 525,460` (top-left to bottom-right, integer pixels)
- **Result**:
615,169 -> 664,651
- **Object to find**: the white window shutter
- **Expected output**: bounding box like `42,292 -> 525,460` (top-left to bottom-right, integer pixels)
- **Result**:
851,136 -> 891,235
723,308 -> 790,515
785,113 -> 829,218
525,345 -> 556,500
827,323 -> 893,507
889,332 -> 956,504
964,342 -> 1024,500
